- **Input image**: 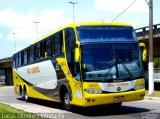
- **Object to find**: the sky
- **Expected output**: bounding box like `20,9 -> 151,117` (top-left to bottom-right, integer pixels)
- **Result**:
0,0 -> 159,59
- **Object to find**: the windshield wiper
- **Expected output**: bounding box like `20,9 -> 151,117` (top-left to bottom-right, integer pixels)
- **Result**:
102,59 -> 116,82
102,54 -> 135,82
117,58 -> 135,80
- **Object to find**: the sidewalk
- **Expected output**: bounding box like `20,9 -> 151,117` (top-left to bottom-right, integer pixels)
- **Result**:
145,96 -> 160,100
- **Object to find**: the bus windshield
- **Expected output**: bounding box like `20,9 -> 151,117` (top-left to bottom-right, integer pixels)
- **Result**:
81,43 -> 143,82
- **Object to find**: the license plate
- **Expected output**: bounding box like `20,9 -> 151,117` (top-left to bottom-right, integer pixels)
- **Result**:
114,96 -> 124,101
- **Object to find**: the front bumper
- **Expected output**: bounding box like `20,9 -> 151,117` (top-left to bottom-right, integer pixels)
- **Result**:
80,89 -> 145,107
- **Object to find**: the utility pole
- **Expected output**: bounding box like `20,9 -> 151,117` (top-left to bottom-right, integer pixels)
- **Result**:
145,0 -> 154,95
69,1 -> 78,22
12,33 -> 17,52
33,21 -> 40,40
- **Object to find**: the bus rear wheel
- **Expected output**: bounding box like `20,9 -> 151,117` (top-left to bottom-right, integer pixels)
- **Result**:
21,90 -> 25,101
23,86 -> 29,102
24,90 -> 29,102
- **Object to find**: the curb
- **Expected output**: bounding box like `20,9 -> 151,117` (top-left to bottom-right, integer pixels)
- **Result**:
145,96 -> 160,100
0,86 -> 13,88
0,100 -> 11,106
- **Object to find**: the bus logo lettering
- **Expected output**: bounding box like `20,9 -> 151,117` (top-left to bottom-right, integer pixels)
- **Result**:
117,87 -> 121,91
27,66 -> 40,74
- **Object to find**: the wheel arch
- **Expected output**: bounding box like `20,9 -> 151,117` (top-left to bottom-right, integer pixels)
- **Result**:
59,83 -> 72,103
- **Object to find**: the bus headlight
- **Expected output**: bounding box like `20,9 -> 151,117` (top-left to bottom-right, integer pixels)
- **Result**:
85,88 -> 102,94
134,85 -> 144,90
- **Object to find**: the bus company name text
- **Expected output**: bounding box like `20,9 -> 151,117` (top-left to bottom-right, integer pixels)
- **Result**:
27,66 -> 40,74
108,82 -> 129,87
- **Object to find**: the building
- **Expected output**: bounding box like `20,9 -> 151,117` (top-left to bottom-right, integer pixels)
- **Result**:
0,57 -> 13,85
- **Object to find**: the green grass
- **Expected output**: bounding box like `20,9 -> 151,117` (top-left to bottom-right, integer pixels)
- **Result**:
0,84 -> 6,87
0,102 -> 44,119
145,90 -> 160,97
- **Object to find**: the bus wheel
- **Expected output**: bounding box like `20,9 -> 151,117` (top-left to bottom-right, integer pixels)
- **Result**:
19,86 -> 24,100
63,91 -> 71,111
24,88 -> 29,102
21,90 -> 25,101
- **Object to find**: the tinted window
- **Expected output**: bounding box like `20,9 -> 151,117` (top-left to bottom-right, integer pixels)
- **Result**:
16,54 -> 18,66
54,33 -> 61,55
65,28 -> 76,75
24,50 -> 27,64
35,43 -> 40,61
13,55 -> 16,67
77,26 -> 135,43
27,48 -> 30,63
53,32 -> 63,55
40,41 -> 45,58
81,43 -> 143,81
46,38 -> 52,57
18,53 -> 21,66
21,51 -> 24,65
29,46 -> 34,63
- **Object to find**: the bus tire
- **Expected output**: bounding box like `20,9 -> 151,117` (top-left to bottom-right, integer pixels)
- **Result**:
23,86 -> 29,102
19,86 -> 25,101
63,91 -> 71,111
21,91 -> 25,101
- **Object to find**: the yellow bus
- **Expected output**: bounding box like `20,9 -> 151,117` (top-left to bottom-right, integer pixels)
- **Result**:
13,21 -> 145,111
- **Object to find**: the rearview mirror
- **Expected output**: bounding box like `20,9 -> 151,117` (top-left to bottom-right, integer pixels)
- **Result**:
74,41 -> 80,62
139,43 -> 147,62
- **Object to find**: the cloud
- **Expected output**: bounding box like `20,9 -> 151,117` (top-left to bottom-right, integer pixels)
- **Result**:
0,8 -> 72,49
93,0 -> 148,13
0,8 -> 30,28
0,33 -> 3,40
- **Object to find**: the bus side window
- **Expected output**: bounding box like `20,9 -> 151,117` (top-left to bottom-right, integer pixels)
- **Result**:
43,40 -> 48,58
18,52 -> 21,66
40,41 -> 45,59
27,48 -> 30,63
21,51 -> 24,65
24,50 -> 27,64
35,43 -> 41,61
46,37 -> 52,57
29,46 -> 34,63
59,32 -> 63,54
16,54 -> 18,67
54,31 -> 63,56
13,55 -> 16,68
52,36 -> 55,56
65,28 -> 76,76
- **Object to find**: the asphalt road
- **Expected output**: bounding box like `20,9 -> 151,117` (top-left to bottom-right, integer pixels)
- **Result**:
0,86 -> 160,119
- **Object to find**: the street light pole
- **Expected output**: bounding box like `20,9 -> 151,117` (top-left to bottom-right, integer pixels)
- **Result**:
33,21 -> 40,40
12,33 -> 17,52
145,0 -> 154,95
69,1 -> 78,22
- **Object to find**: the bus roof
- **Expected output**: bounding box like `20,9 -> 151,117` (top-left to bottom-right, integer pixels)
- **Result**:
33,21 -> 132,44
